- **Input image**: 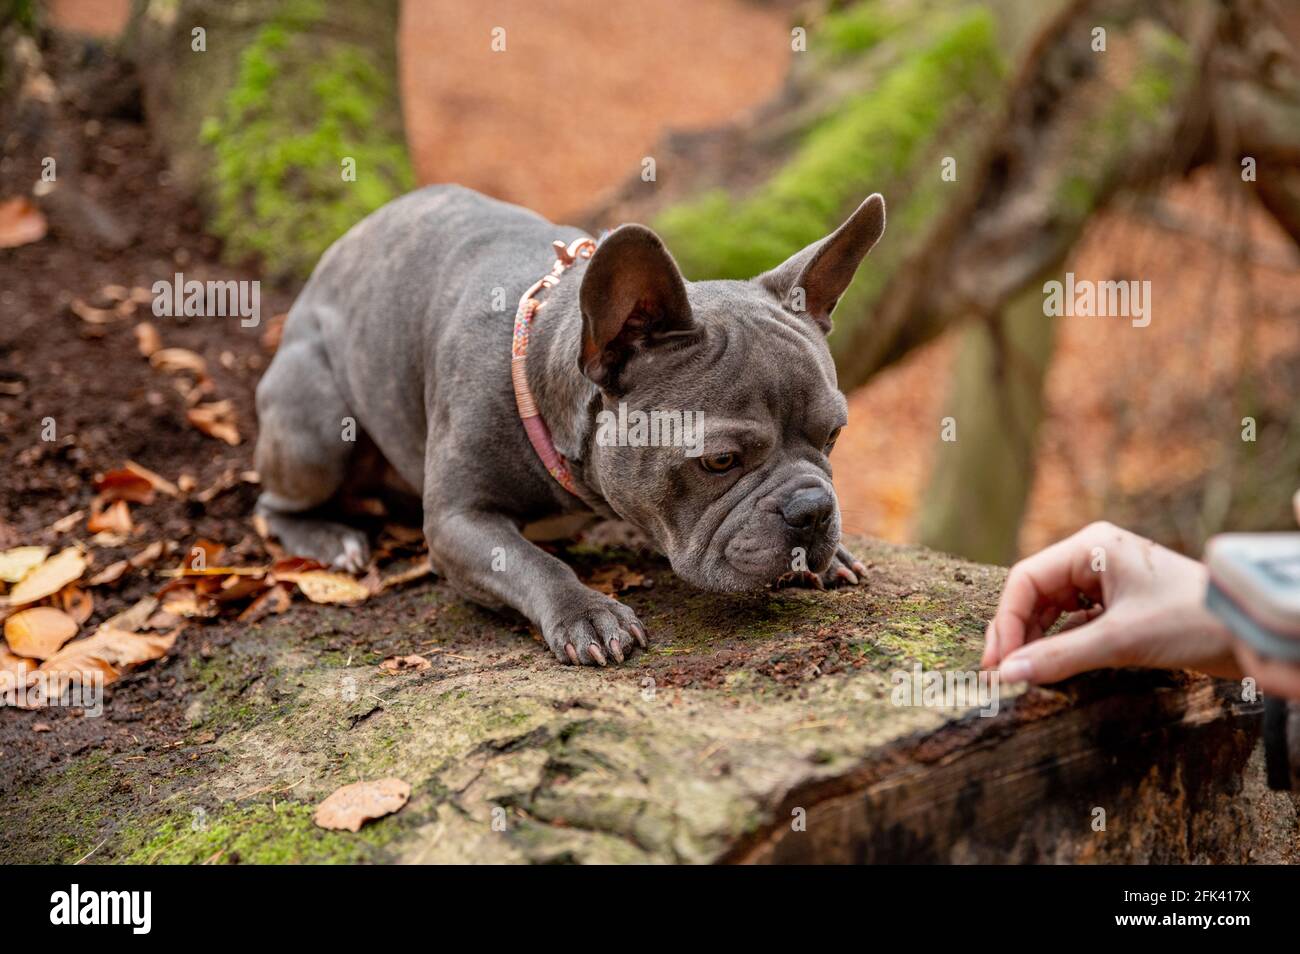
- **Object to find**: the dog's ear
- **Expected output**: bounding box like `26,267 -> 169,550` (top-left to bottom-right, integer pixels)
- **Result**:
579,224 -> 695,390
756,193 -> 885,334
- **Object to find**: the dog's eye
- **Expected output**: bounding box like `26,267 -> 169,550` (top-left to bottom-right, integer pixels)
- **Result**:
824,427 -> 842,454
700,452 -> 739,474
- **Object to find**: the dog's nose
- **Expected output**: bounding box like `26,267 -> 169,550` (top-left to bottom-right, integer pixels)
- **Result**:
782,487 -> 835,533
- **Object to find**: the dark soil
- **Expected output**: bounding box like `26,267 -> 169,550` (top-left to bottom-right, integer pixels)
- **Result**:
0,34 -> 291,788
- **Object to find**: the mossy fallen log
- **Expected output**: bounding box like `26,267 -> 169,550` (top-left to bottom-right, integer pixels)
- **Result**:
1,536 -> 1295,864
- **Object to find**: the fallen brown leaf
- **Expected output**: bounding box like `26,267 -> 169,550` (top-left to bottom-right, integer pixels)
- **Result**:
162,564 -> 267,579
271,557 -> 326,575
0,196 -> 47,248
128,540 -> 166,569
123,461 -> 180,497
182,539 -> 227,572
94,468 -> 156,504
58,585 -> 94,624
87,499 -> 132,535
211,574 -> 270,603
4,606 -> 78,659
0,545 -> 49,584
70,297 -> 119,325
51,626 -> 181,668
1,643 -> 37,678
7,548 -> 86,606
101,596 -> 159,634
313,778 -> 410,832
47,511 -> 84,536
186,401 -> 240,445
237,583 -> 292,623
161,588 -> 218,619
150,347 -> 208,377
36,625 -> 182,699
277,570 -> 370,605
134,321 -> 162,357
88,560 -> 129,587
379,558 -> 433,592
584,564 -> 649,595
194,467 -> 240,503
379,654 -> 431,674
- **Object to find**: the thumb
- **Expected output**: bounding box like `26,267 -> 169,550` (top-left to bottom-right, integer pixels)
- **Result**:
997,616 -> 1125,685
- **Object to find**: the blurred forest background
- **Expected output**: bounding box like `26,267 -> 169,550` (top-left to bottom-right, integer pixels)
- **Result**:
3,0 -> 1298,568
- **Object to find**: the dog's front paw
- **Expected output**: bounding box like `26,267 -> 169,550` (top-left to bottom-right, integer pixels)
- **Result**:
544,591 -> 647,667
779,545 -> 868,590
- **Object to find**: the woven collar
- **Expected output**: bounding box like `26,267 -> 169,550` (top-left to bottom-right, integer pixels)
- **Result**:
510,237 -> 597,497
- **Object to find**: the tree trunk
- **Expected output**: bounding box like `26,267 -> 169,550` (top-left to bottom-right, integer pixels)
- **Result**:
917,285 -> 1056,564
125,0 -> 413,279
1,535 -> 1295,864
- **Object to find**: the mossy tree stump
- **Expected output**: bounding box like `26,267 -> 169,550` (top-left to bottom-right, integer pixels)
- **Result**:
2,537 -> 1295,864
126,0 -> 413,279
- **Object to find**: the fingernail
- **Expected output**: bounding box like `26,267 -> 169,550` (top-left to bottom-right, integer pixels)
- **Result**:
631,624 -> 647,648
999,657 -> 1033,683
609,640 -> 624,663
588,644 -> 606,666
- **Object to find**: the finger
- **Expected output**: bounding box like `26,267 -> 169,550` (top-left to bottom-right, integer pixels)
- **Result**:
997,616 -> 1125,685
1058,605 -> 1104,632
989,527 -> 1110,665
981,620 -> 997,670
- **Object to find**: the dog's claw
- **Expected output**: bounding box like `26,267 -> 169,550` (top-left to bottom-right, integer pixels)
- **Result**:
545,594 -> 646,666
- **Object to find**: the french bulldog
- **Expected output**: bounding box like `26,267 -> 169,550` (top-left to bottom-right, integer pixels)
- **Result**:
254,185 -> 886,665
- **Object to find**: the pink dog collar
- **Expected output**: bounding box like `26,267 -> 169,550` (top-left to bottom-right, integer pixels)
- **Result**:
511,237 -> 597,497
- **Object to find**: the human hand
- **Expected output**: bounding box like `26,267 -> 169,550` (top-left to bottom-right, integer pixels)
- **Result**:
982,522 -> 1241,685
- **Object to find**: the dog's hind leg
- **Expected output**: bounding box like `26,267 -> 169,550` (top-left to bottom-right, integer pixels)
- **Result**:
253,331 -> 370,573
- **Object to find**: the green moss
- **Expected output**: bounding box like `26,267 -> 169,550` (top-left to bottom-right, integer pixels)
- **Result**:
655,8 -> 1004,282
0,752 -> 118,863
201,0 -> 413,278
876,617 -> 964,668
122,802 -> 396,864
817,2 -> 903,58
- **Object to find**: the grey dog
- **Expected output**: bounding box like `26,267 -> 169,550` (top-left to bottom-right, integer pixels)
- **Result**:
254,185 -> 886,666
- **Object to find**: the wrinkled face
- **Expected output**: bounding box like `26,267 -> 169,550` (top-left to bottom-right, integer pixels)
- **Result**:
590,281 -> 848,591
